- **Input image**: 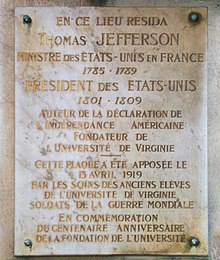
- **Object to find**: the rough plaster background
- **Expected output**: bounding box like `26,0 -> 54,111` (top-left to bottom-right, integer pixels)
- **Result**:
0,0 -> 219,259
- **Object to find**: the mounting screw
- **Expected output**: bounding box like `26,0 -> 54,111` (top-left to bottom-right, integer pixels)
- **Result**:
23,15 -> 32,24
24,239 -> 32,248
190,237 -> 200,247
189,12 -> 200,23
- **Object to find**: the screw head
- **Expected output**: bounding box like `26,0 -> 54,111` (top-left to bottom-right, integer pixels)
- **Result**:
190,237 -> 200,247
189,12 -> 200,23
24,239 -> 32,248
23,15 -> 32,24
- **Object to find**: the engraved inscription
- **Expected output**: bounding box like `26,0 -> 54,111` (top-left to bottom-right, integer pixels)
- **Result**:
15,7 -> 208,256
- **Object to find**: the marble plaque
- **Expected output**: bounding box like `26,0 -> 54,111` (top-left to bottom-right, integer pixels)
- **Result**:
15,7 -> 208,256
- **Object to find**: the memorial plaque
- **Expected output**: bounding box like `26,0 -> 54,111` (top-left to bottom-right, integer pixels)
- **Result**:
15,7 -> 208,256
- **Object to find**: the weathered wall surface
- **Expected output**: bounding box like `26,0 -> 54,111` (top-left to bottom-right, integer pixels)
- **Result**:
0,0 -> 219,259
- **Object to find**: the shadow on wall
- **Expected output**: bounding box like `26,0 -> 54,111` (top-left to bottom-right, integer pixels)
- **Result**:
88,0 -> 108,6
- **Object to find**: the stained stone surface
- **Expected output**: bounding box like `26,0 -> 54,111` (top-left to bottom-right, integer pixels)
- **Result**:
15,7 -> 207,256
